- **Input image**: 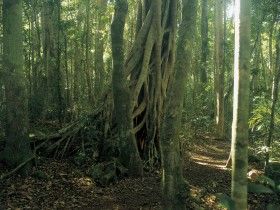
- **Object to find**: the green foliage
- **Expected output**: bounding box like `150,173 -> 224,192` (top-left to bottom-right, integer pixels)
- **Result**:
249,96 -> 271,133
270,142 -> 280,162
32,170 -> 50,181
89,159 -> 128,186
73,152 -> 87,166
247,176 -> 280,208
267,204 -> 280,210
217,175 -> 280,209
256,174 -> 276,188
249,175 -> 280,195
265,162 -> 280,185
250,96 -> 280,135
249,96 -> 280,161
248,182 -> 274,194
216,193 -> 235,210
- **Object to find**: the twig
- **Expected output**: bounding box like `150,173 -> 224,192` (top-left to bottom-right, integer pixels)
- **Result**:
0,140 -> 49,180
0,156 -> 35,180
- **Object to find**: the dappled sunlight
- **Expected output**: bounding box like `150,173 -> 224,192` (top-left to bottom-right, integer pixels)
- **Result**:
74,177 -> 94,189
192,149 -> 229,160
192,158 -> 228,170
189,138 -> 231,170
1,0 -> 279,209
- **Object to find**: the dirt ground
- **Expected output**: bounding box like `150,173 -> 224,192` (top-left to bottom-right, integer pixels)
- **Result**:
0,136 -> 278,210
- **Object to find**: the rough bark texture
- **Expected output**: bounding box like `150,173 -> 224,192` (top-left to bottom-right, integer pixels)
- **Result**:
2,0 -> 32,173
111,0 -> 143,176
200,0 -> 208,83
231,0 -> 251,209
42,0 -> 63,121
84,0 -> 94,104
124,0 -> 179,166
160,0 -> 196,205
265,28 -> 280,167
214,0 -> 225,139
94,0 -> 107,100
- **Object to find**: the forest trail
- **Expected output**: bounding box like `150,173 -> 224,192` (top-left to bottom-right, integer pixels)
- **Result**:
185,136 -> 232,209
0,136 -> 273,210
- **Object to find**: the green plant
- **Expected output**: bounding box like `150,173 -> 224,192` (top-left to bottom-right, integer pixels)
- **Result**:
216,193 -> 235,210
248,175 -> 280,194
216,175 -> 280,210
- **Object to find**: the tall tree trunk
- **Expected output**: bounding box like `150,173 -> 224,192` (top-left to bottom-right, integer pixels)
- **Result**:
268,20 -> 275,75
2,0 -> 32,173
125,0 -> 179,165
214,0 -> 225,139
161,0 -> 196,205
84,0 -> 94,104
29,0 -> 44,120
200,0 -> 208,83
231,0 -> 251,209
42,0 -> 63,122
94,0 -> 107,99
265,28 -> 280,167
111,0 -> 143,176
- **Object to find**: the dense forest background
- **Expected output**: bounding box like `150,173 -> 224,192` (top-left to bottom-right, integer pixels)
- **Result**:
0,0 -> 280,209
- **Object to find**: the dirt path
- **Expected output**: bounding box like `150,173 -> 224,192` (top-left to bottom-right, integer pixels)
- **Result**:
185,137 -> 232,209
0,136 -> 276,209
185,136 -> 279,210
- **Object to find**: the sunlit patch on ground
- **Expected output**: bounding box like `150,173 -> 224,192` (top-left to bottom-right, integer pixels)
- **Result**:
75,177 -> 94,188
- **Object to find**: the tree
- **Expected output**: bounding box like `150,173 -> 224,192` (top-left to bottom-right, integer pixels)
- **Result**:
111,0 -> 143,176
1,0 -> 32,173
84,0 -> 94,104
123,0 -> 180,167
231,0 -> 251,209
200,0 -> 209,84
265,28 -> 280,167
42,0 -> 64,122
94,0 -> 108,100
214,0 -> 225,139
160,0 -> 197,205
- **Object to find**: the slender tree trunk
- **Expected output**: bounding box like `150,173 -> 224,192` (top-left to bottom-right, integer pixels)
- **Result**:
214,0 -> 225,139
161,0 -> 196,205
42,0 -> 63,122
200,0 -> 208,83
265,28 -> 280,167
73,40 -> 81,111
231,0 -> 251,209
72,3 -> 84,114
84,0 -> 93,104
55,0 -> 63,123
94,0 -> 107,99
2,0 -> 32,173
111,0 -> 143,176
29,0 -> 44,120
269,20 -> 275,75
64,33 -> 70,109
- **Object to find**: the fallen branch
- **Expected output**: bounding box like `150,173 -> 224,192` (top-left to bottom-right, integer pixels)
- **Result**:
0,140 -> 51,180
0,156 -> 35,180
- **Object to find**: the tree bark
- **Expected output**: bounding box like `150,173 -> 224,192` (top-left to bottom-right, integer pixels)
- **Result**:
42,0 -> 64,122
200,0 -> 208,83
84,0 -> 94,104
231,0 -> 251,209
214,0 -> 225,139
2,0 -> 32,174
265,28 -> 280,167
161,0 -> 196,205
94,0 -> 107,100
111,0 -> 143,176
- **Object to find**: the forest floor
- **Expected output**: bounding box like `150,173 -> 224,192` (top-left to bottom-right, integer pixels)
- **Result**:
0,133 -> 279,210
